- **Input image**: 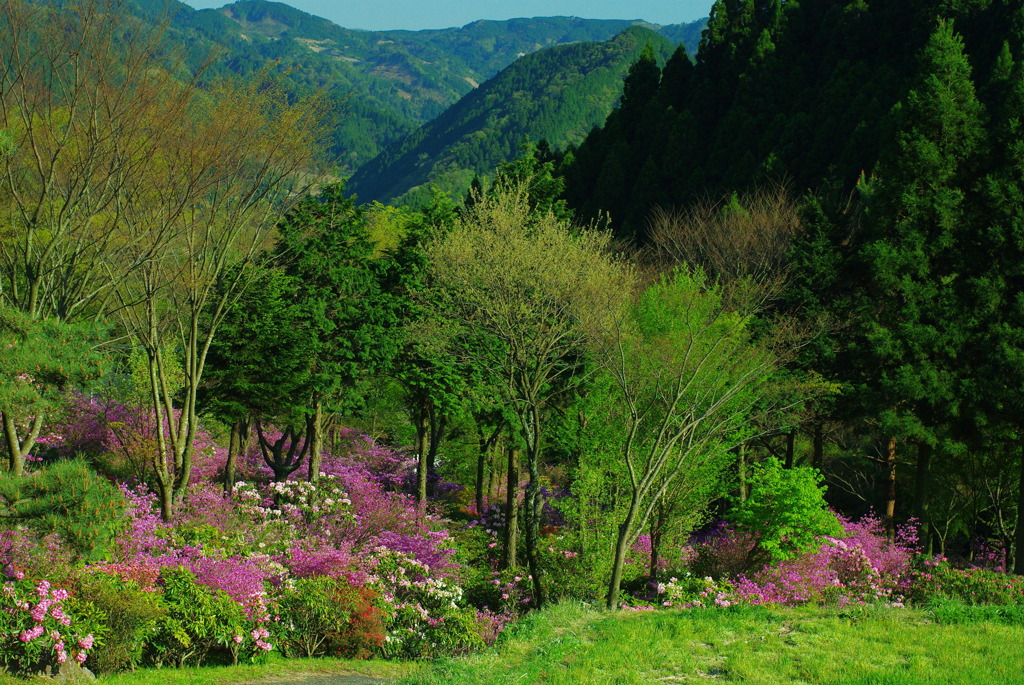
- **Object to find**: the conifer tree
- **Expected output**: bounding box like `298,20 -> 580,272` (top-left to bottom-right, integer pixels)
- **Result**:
856,19 -> 986,534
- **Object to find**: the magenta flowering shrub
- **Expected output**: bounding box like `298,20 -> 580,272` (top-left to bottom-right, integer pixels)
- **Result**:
281,538 -> 367,584
665,514 -> 918,609
0,571 -> 103,674
115,484 -> 163,558
41,394 -> 224,484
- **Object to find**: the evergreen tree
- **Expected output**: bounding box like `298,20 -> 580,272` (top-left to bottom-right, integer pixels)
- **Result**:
855,19 -> 987,534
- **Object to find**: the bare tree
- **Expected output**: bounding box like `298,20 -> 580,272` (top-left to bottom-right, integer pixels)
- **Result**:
111,76 -> 325,519
647,182 -> 800,290
0,0 -> 211,321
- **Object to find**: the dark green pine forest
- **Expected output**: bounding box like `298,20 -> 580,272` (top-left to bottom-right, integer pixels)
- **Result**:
556,0 -> 1024,563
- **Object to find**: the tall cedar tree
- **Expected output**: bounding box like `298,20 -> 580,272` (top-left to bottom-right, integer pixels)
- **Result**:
855,20 -> 986,535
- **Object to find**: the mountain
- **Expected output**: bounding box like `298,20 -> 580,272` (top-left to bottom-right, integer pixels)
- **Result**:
134,0 -> 706,173
346,26 -> 677,206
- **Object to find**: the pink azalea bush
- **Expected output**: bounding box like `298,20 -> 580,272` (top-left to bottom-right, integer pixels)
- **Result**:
651,513 -> 919,610
0,569 -> 102,673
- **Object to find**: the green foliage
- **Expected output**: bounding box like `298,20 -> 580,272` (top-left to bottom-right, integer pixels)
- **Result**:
0,459 -> 127,560
0,306 -> 107,417
349,27 -> 675,205
909,562 -> 1024,607
729,458 -> 844,562
69,572 -> 167,673
149,568 -> 263,668
278,577 -> 385,659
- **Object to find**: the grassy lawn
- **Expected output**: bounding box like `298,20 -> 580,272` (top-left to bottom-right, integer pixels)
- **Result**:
4,604 -> 1023,685
0,657 -> 421,685
401,602 -> 1024,684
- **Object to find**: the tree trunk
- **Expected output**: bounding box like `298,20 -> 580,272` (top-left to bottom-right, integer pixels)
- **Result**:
2,411 -> 43,476
736,443 -> 749,502
416,398 -> 429,507
222,417 -> 250,493
1014,442 -> 1024,575
307,397 -> 325,481
523,407 -> 546,609
649,502 -> 666,581
812,423 -> 824,469
883,436 -> 898,541
914,441 -> 932,555
607,494 -> 641,609
502,446 -> 520,569
426,406 -> 445,497
784,430 -> 796,469
476,438 -> 487,516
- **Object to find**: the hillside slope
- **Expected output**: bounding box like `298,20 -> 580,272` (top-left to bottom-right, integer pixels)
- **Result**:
348,26 -> 677,205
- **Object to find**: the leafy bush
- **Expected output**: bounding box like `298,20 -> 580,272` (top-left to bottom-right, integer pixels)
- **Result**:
68,571 -> 166,673
372,549 -> 483,659
149,567 -> 270,668
0,459 -> 127,560
278,576 -> 385,658
728,458 -> 844,563
0,570 -> 103,675
908,560 -> 1024,606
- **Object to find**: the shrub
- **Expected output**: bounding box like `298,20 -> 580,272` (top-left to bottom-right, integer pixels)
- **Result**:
278,577 -> 385,659
0,570 -> 103,675
372,549 -> 483,659
149,567 -> 270,668
728,458 -> 844,563
0,459 -> 127,560
67,571 -> 166,673
908,560 -> 1024,606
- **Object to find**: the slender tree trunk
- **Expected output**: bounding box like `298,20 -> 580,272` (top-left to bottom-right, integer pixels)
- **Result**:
523,408 -> 546,608
476,439 -> 487,516
914,441 -> 932,555
427,406 -> 444,497
222,417 -> 250,493
502,446 -> 520,569
307,397 -> 324,481
487,441 -> 500,505
784,430 -> 796,469
883,436 -> 898,541
812,423 -> 824,469
416,398 -> 429,507
607,493 -> 641,609
649,502 -> 666,581
736,443 -> 749,502
1014,442 -> 1024,575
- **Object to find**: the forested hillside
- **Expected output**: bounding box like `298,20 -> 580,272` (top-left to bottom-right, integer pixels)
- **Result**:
7,0 -> 1024,680
558,0 -> 1024,568
115,0 -> 706,173
348,27 -> 677,204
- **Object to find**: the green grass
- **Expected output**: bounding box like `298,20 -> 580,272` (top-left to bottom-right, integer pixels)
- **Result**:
0,656 -> 421,685
4,604 -> 1023,684
400,602 -> 1024,684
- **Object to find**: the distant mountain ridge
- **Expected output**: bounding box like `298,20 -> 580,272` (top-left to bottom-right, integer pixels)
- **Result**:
348,26 -> 679,205
129,0 -> 706,173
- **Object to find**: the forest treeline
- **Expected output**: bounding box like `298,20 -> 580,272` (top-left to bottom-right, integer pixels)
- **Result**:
553,0 -> 1024,570
347,27 -> 677,205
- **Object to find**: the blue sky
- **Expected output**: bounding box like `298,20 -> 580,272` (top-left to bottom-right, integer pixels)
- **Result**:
179,0 -> 716,31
